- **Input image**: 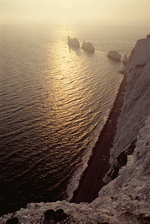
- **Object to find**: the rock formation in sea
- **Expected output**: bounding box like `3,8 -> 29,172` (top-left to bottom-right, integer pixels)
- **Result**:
107,50 -> 121,61
147,34 -> 150,38
123,54 -> 129,65
1,36 -> 150,224
81,41 -> 95,53
68,36 -> 80,48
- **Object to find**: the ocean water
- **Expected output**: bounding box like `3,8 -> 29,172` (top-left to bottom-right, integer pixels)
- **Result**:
0,23 -> 149,215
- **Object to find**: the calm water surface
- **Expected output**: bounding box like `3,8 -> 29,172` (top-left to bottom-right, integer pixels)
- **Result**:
0,23 -> 149,215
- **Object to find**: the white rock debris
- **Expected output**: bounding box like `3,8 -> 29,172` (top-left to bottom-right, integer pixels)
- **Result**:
1,36 -> 150,224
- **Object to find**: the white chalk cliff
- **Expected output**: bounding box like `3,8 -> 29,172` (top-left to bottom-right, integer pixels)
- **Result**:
1,37 -> 150,224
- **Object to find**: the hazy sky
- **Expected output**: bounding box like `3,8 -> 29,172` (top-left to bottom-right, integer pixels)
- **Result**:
1,0 -> 150,25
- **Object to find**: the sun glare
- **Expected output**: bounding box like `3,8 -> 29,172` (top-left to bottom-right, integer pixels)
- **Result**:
41,25 -> 83,127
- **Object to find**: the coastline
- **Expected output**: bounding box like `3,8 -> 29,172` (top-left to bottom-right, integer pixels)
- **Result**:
1,35 -> 150,224
71,73 -> 127,203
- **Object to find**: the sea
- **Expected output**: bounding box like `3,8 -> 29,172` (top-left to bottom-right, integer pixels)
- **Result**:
0,22 -> 149,215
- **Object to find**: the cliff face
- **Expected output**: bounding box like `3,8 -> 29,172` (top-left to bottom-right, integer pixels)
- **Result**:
93,116 -> 150,223
1,37 -> 150,224
104,37 -> 150,184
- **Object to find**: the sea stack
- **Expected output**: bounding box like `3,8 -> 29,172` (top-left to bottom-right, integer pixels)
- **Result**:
81,41 -> 95,53
107,50 -> 121,61
68,36 -> 80,48
147,34 -> 150,38
123,54 -> 129,65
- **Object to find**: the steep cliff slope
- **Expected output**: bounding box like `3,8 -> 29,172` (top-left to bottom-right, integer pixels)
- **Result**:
104,37 -> 150,184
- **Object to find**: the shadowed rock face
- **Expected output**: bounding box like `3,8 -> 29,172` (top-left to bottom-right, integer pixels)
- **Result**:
43,209 -> 68,224
123,55 -> 129,65
81,41 -> 95,53
107,139 -> 137,180
6,217 -> 19,224
147,34 -> 150,38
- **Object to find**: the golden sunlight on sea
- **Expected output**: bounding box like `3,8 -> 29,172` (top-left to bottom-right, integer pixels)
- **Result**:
41,25 -> 85,131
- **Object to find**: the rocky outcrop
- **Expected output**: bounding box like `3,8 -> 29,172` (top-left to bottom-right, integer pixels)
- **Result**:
147,34 -> 150,38
123,54 -> 129,65
68,36 -> 80,48
104,139 -> 137,183
107,50 -> 121,61
43,209 -> 68,223
81,41 -> 95,53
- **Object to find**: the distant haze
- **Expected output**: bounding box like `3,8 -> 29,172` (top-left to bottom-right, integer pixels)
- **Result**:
1,0 -> 150,26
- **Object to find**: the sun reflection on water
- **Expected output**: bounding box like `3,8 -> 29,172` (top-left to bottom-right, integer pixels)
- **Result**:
42,25 -> 87,140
